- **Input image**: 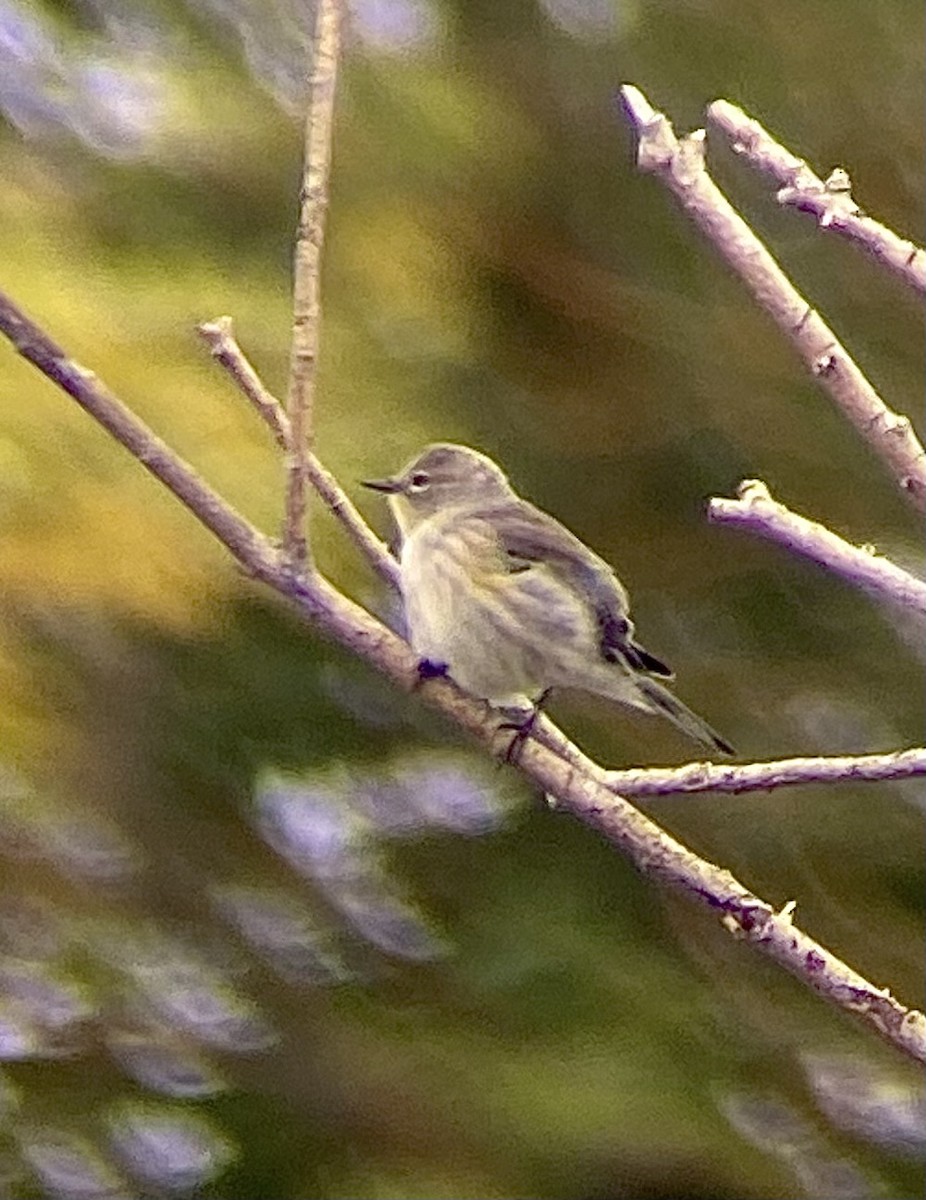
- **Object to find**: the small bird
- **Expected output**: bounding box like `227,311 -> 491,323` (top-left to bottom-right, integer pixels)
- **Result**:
363,443 -> 733,757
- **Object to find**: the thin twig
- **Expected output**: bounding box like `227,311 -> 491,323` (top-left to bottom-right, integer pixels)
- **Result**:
708,100 -> 926,296
306,451 -> 401,589
1,288 -> 922,1064
197,316 -> 290,450
604,747 -> 926,798
197,316 -> 399,588
619,85 -> 926,513
284,0 -> 342,573
708,480 -> 926,615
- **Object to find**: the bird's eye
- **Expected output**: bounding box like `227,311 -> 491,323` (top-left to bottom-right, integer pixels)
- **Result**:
409,471 -> 431,491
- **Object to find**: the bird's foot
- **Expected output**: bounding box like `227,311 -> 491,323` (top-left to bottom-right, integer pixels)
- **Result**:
415,658 -> 450,688
498,689 -> 551,764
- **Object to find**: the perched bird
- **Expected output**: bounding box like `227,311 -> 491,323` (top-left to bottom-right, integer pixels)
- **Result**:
363,443 -> 733,757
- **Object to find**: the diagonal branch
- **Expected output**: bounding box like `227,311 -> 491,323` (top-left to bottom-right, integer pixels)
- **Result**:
619,85 -> 926,514
197,316 -> 291,450
603,747 -> 926,798
284,0 -> 342,573
0,291 -> 269,570
708,100 -> 926,296
306,450 -> 401,590
708,480 -> 926,615
0,287 -> 923,1065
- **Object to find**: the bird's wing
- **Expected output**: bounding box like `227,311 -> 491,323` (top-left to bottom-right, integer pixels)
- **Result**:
482,500 -> 674,678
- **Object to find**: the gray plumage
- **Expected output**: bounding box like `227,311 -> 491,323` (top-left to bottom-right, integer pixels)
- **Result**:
363,443 -> 733,757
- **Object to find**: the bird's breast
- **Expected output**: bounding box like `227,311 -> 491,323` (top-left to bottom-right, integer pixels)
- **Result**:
398,515 -> 597,704
399,518 -> 501,668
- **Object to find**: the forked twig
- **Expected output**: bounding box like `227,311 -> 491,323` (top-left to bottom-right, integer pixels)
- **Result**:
198,317 -> 399,588
619,85 -> 926,513
530,720 -> 926,798
708,100 -> 926,296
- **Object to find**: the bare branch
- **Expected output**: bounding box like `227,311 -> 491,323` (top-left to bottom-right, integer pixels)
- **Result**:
285,0 -> 342,573
197,316 -> 399,588
708,480 -> 926,615
708,100 -> 926,296
619,85 -> 926,513
604,747 -> 926,798
1,289 -> 923,1063
197,316 -> 290,450
529,720 -> 926,1063
0,290 -> 270,571
306,451 -> 401,589
529,721 -> 926,802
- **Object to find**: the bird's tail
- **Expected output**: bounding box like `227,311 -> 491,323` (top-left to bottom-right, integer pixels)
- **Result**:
636,677 -> 734,757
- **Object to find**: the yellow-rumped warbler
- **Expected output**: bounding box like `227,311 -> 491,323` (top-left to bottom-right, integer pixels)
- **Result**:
363,443 -> 733,757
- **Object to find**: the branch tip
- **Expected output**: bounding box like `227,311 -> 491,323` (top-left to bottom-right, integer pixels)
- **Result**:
620,92 -> 926,510
196,317 -> 290,451
618,83 -> 655,127
196,315 -> 235,346
707,97 -> 926,297
603,748 -> 926,798
709,481 -> 926,614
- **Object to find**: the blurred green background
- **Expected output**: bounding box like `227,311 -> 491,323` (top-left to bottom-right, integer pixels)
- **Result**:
0,1 -> 923,1197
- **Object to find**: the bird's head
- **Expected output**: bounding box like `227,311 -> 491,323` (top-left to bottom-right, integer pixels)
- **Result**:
362,443 -> 513,534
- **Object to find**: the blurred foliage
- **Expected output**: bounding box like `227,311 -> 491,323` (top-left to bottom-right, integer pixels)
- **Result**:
0,1 -> 923,1197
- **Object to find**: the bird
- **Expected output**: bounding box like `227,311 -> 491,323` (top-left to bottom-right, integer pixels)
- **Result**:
362,443 -> 733,757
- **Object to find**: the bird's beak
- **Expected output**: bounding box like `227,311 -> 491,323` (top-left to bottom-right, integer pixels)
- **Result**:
361,476 -> 403,494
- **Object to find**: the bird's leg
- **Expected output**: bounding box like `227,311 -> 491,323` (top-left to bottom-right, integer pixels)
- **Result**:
499,689 -> 552,764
